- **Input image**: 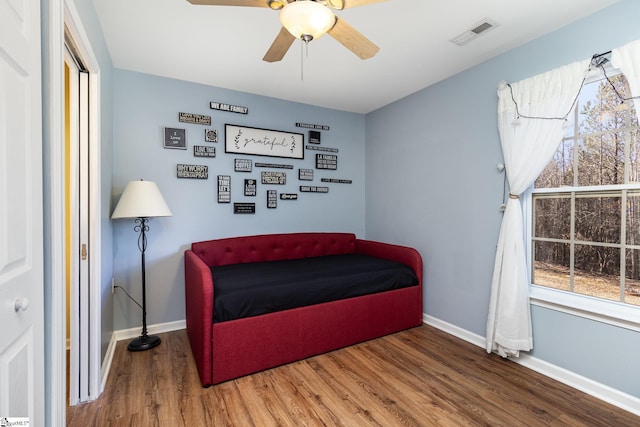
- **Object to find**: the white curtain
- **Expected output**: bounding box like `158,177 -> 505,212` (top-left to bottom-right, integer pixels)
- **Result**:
611,39 -> 640,124
486,59 -> 589,357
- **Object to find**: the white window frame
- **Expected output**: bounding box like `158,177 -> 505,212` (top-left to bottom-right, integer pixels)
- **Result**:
525,194 -> 640,333
524,70 -> 640,333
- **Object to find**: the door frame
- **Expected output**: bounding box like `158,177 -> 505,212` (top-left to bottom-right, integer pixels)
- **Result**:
47,0 -> 103,422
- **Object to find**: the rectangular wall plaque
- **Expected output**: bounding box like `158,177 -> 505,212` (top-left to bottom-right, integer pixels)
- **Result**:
255,162 -> 294,169
194,145 -> 216,157
234,158 -> 253,172
218,175 -> 231,203
300,186 -> 329,193
299,168 -> 314,181
296,122 -> 329,130
179,112 -> 211,125
244,179 -> 257,196
226,124 -> 304,159
321,178 -> 352,184
261,171 -> 286,184
309,130 -> 321,144
234,202 -> 255,214
306,145 -> 338,153
177,164 -> 208,179
164,127 -> 187,150
267,190 -> 277,209
280,193 -> 298,200
205,129 -> 218,142
211,102 -> 248,114
316,154 -> 337,170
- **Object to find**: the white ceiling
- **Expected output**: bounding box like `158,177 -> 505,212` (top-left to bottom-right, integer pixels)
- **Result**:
93,0 -> 619,114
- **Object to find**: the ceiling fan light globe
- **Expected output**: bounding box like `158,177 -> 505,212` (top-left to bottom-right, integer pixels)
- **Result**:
280,0 -> 335,40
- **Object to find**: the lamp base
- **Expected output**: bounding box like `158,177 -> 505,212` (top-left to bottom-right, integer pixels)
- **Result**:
127,334 -> 161,352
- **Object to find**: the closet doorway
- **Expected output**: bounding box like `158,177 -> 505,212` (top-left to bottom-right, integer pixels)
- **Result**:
64,23 -> 101,406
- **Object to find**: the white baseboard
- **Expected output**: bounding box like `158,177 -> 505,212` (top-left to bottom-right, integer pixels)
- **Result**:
100,319 -> 187,391
422,314 -> 640,417
112,319 -> 187,341
100,332 -> 118,393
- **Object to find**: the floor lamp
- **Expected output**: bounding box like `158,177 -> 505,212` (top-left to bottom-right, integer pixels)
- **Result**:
112,180 -> 172,351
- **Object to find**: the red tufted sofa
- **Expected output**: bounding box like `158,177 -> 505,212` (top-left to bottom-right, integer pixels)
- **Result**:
184,232 -> 423,386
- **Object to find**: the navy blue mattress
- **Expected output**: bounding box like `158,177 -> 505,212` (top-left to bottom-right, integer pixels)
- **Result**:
211,254 -> 418,322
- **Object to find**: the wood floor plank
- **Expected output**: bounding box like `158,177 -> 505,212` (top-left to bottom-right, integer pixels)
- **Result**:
66,324 -> 639,426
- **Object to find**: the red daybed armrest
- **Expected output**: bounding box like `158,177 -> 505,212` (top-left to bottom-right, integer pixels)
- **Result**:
184,250 -> 214,386
356,239 -> 423,286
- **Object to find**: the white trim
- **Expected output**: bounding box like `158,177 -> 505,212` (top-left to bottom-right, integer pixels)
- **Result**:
46,0 -> 66,424
100,332 -> 118,393
113,320 -> 187,341
516,352 -> 640,417
422,314 -> 484,347
530,285 -> 640,332
99,320 -> 187,392
65,49 -> 82,406
423,314 -> 640,417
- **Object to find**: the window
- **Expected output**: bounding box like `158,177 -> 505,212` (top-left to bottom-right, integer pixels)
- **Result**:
531,71 -> 640,315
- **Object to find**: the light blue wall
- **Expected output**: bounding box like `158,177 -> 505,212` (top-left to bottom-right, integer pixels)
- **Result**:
365,0 -> 640,398
112,70 -> 366,330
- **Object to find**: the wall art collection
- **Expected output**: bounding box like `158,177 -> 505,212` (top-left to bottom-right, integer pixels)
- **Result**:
162,104 -> 352,213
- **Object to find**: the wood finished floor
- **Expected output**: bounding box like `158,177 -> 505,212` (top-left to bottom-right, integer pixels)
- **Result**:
66,325 -> 639,426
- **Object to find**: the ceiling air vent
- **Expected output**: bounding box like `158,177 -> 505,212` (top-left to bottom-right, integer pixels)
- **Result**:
449,18 -> 497,46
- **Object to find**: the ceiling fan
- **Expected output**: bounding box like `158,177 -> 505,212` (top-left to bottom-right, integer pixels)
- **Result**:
186,0 -> 386,62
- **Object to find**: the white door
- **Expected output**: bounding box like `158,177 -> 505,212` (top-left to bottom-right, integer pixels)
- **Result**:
65,48 -> 92,404
0,0 -> 45,424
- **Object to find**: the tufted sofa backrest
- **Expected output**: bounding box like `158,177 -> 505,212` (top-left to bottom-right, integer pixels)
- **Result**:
191,232 -> 357,267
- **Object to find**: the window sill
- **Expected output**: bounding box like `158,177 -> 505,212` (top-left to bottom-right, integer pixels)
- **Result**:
529,285 -> 640,332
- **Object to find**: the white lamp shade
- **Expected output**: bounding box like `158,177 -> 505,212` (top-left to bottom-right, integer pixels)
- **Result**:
280,0 -> 335,40
111,180 -> 172,219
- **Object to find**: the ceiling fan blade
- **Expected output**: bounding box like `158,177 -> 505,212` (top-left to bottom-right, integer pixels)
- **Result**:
186,0 -> 269,7
328,0 -> 387,10
263,27 -> 296,62
327,17 -> 379,60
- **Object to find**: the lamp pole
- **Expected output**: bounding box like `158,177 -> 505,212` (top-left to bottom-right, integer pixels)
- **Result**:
127,217 -> 161,351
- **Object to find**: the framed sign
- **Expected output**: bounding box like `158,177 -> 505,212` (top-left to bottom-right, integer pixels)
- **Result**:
205,129 -> 218,142
225,124 -> 304,159
177,164 -> 208,179
309,130 -> 321,144
179,112 -> 211,126
316,154 -> 337,170
300,186 -> 329,193
217,175 -> 231,203
267,190 -> 277,209
321,178 -> 352,184
194,146 -> 216,157
234,203 -> 255,214
244,179 -> 257,196
299,168 -> 314,181
255,162 -> 293,169
211,101 -> 248,115
164,127 -> 186,150
261,171 -> 286,185
235,158 -> 252,172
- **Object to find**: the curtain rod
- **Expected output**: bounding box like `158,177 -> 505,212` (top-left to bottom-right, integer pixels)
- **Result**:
592,50 -> 611,58
590,50 -> 612,66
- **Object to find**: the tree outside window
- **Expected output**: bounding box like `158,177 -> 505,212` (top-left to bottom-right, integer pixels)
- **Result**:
532,72 -> 640,306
